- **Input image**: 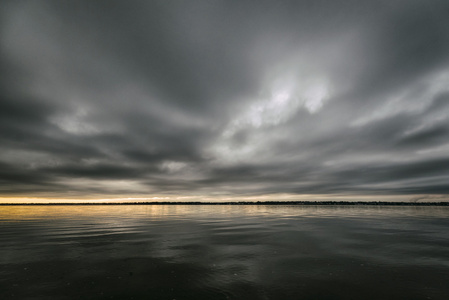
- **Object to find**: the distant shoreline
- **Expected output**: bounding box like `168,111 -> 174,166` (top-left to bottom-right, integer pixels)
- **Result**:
1,201 -> 448,206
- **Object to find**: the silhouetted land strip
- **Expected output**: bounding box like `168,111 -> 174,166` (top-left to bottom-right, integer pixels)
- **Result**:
1,201 -> 448,206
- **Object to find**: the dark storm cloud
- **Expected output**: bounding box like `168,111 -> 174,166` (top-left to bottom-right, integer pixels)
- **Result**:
1,0 -> 449,199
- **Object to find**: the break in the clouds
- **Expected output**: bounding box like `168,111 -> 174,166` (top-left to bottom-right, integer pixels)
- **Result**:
1,0 -> 449,200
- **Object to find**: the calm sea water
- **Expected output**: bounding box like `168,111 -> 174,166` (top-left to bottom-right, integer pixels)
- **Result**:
1,205 -> 449,299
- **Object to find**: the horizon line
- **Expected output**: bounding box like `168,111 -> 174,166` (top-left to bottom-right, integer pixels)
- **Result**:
1,201 -> 449,206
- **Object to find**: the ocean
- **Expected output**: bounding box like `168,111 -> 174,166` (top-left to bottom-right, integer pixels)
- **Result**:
1,205 -> 449,299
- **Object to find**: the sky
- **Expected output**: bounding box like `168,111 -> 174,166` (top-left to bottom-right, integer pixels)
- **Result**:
1,0 -> 449,203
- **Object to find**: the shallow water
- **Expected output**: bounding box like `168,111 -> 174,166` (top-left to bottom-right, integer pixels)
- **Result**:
1,205 -> 449,299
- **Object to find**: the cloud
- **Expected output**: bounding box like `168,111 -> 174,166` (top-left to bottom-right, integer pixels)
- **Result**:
1,0 -> 449,200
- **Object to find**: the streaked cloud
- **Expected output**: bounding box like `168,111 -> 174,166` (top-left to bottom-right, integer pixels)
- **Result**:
1,0 -> 449,201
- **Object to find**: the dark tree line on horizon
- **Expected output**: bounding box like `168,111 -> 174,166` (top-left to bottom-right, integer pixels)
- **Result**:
1,201 -> 448,206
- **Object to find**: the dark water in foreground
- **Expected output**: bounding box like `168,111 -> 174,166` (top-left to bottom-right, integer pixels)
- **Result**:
1,205 -> 449,300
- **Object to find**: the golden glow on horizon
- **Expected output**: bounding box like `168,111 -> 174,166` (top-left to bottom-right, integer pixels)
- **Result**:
1,194 -> 447,204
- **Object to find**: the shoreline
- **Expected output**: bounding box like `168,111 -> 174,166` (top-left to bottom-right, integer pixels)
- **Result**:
0,201 -> 448,206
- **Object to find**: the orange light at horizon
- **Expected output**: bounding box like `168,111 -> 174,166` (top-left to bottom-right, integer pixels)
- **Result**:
1,194 -> 447,204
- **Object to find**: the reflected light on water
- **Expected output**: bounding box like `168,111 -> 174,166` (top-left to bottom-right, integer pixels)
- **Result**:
1,205 -> 449,299
1,204 -> 449,221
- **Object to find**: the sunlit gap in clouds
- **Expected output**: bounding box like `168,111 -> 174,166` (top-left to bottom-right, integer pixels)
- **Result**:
210,75 -> 330,164
225,76 -> 330,134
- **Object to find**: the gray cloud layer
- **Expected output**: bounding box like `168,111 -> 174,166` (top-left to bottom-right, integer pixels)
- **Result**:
1,0 -> 449,199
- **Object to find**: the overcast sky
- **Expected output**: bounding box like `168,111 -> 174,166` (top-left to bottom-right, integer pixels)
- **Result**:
1,0 -> 449,201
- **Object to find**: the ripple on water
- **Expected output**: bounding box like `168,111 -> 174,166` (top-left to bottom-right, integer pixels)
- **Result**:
1,205 -> 449,299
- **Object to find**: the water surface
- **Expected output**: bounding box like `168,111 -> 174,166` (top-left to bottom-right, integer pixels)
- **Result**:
1,205 -> 449,299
